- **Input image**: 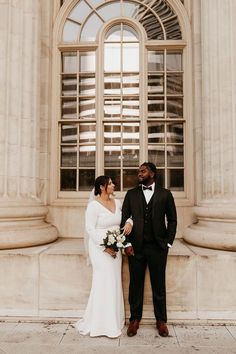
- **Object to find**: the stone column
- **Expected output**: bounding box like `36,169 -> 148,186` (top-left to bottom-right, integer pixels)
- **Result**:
0,0 -> 58,249
184,0 -> 236,251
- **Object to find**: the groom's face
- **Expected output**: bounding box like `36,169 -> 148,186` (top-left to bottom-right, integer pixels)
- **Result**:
138,166 -> 154,185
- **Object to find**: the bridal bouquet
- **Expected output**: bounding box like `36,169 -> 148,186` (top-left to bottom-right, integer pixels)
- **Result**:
100,228 -> 128,252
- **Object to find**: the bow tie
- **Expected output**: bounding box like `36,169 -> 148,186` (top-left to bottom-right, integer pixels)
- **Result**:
143,185 -> 152,191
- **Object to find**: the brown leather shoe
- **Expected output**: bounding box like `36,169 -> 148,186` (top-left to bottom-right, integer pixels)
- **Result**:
127,320 -> 140,337
156,320 -> 169,337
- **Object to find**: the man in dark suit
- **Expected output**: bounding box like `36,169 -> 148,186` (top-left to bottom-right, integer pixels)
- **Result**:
121,162 -> 177,337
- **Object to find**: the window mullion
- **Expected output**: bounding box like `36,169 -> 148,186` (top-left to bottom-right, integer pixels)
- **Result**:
97,46 -> 104,177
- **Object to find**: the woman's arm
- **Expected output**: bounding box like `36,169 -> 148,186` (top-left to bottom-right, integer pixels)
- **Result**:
85,202 -> 104,246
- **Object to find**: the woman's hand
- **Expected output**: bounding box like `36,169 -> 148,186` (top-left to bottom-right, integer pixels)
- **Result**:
122,222 -> 133,236
104,247 -> 117,258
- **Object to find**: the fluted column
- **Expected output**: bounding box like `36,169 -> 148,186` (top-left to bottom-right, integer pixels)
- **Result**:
184,0 -> 236,250
0,0 -> 58,249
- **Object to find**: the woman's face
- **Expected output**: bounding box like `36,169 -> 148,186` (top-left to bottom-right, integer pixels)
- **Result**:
105,178 -> 115,195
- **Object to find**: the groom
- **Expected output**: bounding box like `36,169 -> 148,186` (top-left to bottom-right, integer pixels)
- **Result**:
121,162 -> 177,337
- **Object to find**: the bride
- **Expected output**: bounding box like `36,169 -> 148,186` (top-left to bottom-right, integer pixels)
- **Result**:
74,175 -> 132,338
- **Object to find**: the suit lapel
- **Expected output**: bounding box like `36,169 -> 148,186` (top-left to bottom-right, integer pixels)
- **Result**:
152,184 -> 161,208
136,186 -> 144,215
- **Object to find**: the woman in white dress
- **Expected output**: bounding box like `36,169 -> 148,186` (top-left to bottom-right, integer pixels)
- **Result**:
74,176 -> 132,338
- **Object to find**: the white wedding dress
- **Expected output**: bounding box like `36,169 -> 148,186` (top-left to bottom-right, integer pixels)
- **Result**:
74,199 -> 125,338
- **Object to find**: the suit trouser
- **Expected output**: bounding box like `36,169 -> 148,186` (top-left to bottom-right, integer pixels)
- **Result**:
128,242 -> 168,322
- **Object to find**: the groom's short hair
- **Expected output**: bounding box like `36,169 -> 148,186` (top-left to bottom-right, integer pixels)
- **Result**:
141,162 -> 157,178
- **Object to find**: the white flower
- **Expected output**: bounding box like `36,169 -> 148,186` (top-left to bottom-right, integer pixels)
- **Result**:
108,234 -> 116,244
117,242 -> 123,248
116,235 -> 122,242
121,235 -> 126,242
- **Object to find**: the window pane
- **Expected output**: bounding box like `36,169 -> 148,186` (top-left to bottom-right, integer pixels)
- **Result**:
148,74 -> 164,94
79,123 -> 96,143
148,123 -> 165,143
167,169 -> 184,191
104,169 -> 120,191
61,146 -> 77,167
167,123 -> 183,143
123,2 -> 144,20
123,25 -> 139,42
69,0 -> 91,22
104,74 -> 121,95
167,73 -> 183,94
89,0 -> 103,7
79,146 -> 95,167
61,125 -> 77,143
123,123 -> 139,143
104,146 -> 121,167
148,97 -> 164,119
123,43 -> 139,72
105,25 -> 121,42
104,124 -> 121,144
97,3 -> 121,21
167,145 -> 184,167
60,169 -> 76,191
148,51 -> 164,71
151,0 -> 175,21
165,16 -> 182,40
62,75 -> 77,96
123,147 -> 139,167
140,11 -> 164,40
80,52 -> 95,72
79,98 -> 95,119
104,43 -> 121,72
79,75 -> 95,96
62,53 -> 77,73
63,21 -> 80,42
167,97 -> 183,118
104,98 -> 121,119
166,52 -> 182,71
80,13 -> 103,41
122,98 -> 139,119
122,74 -> 139,95
62,98 -> 77,119
123,169 -> 138,190
79,170 -> 95,190
148,145 -> 165,167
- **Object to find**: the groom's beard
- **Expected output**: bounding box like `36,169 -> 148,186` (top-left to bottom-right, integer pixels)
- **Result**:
138,177 -> 152,186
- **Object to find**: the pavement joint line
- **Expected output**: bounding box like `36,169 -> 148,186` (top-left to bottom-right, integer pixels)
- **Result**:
58,323 -> 70,345
0,348 -> 7,354
173,324 -> 181,347
226,325 -> 236,342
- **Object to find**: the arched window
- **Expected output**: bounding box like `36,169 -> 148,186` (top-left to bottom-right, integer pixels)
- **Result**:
56,0 -> 190,198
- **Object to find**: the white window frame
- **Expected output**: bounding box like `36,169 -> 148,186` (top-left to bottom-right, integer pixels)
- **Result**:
51,0 -> 193,207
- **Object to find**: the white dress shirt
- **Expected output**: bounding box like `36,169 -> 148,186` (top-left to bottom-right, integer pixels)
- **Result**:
142,182 -> 155,204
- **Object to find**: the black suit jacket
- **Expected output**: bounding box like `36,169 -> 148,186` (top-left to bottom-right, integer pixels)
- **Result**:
121,185 -> 177,252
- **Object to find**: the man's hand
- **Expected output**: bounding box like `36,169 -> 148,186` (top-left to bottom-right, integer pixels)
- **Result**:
125,246 -> 134,256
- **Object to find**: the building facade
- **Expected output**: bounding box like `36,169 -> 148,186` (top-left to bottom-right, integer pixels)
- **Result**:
0,0 -> 236,320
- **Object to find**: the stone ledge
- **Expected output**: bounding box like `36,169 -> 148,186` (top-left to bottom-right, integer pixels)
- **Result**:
0,238 -> 235,320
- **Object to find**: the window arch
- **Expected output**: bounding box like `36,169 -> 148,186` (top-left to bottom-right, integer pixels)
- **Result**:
56,0 -> 191,198
62,0 -> 182,42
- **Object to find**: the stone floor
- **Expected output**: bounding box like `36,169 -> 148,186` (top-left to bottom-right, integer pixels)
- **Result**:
0,321 -> 236,354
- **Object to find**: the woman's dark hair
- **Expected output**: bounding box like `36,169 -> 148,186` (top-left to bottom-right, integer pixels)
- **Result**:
94,175 -> 110,196
141,162 -> 157,178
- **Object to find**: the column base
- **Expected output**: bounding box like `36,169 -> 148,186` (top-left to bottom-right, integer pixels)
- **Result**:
0,204 -> 58,249
183,206 -> 236,251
